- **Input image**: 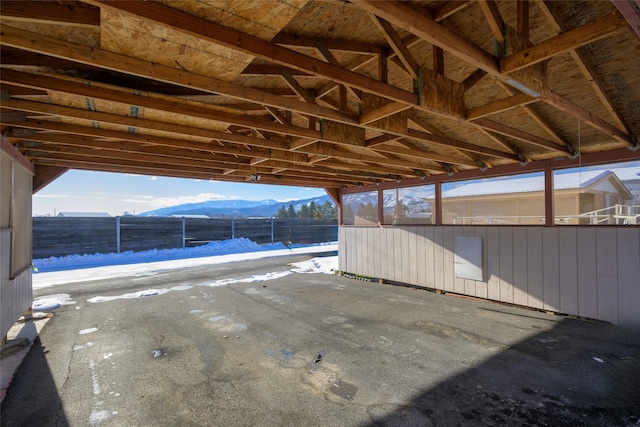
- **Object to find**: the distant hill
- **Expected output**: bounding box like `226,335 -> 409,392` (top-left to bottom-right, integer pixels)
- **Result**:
138,195 -> 333,218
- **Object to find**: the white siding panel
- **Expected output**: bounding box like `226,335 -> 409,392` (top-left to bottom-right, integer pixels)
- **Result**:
499,227 -> 514,304
512,227 -> 528,307
474,227 -> 488,299
542,228 -> 560,312
577,228 -> 598,319
436,227 -> 444,291
596,228 -> 619,324
409,228 -> 418,285
487,227 -> 501,301
424,227 -> 436,289
463,227 -> 477,297
443,227 -> 455,292
617,229 -> 640,327
416,227 -> 427,287
527,228 -> 544,309
338,225 -> 640,326
1,229 -> 33,339
558,228 -> 578,315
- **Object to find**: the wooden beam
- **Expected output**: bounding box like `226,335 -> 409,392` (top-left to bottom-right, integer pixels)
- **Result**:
352,1 -> 633,146
433,47 -> 445,75
359,102 -> 411,126
1,133 -> 34,174
365,134 -> 402,148
0,69 -> 326,142
538,0 -> 634,138
0,25 -> 356,125
611,0 -> 640,41
493,78 -> 570,147
405,128 -> 520,161
14,134 -> 257,169
0,2 -> 100,27
272,32 -> 383,55
241,64 -> 311,76
280,68 -> 317,105
462,69 -> 488,92
371,143 -> 476,168
433,1 -> 473,21
88,0 -> 418,106
370,15 -> 420,80
324,187 -> 341,206
354,1 -> 499,74
471,117 -> 572,153
465,93 -> 537,120
315,41 -> 362,102
5,118 -> 286,160
517,0 -> 530,39
0,98 -> 293,151
501,12 -> 627,73
477,0 -> 506,54
543,90 -> 635,146
33,164 -> 68,193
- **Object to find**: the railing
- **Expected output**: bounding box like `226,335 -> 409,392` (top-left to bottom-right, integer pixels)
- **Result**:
452,204 -> 640,225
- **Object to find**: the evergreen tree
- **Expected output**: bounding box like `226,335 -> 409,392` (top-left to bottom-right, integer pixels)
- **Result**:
342,203 -> 354,224
299,204 -> 311,218
287,204 -> 296,218
275,205 -> 288,219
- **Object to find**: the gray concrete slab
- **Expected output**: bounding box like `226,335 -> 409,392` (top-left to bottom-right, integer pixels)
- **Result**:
2,251 -> 639,426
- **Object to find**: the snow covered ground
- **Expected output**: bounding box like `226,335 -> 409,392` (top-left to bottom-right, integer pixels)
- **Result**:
32,238 -> 339,295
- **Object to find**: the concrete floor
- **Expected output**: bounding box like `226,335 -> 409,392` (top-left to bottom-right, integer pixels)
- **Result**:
2,251 -> 639,426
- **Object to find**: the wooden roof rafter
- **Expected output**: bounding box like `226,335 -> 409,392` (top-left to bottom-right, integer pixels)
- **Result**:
1,0 -> 638,193
352,0 -> 636,147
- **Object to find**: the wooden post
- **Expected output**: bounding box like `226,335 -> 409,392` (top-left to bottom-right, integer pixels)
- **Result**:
231,218 -> 235,239
545,168 -> 554,226
435,181 -> 443,226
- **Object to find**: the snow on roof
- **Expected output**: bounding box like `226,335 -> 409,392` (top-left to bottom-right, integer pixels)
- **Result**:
57,212 -> 112,217
609,166 -> 640,182
441,170 -> 614,198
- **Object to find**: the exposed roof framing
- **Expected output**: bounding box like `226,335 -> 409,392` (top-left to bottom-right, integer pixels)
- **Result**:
1,0 -> 638,194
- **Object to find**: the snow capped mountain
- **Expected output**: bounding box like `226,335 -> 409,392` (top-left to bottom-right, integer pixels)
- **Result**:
139,195 -> 333,218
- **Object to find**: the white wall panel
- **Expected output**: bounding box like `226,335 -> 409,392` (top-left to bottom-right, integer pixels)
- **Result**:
339,225 -> 640,326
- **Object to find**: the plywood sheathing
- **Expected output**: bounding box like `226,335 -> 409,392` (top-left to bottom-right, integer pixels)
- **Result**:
0,20 -> 100,48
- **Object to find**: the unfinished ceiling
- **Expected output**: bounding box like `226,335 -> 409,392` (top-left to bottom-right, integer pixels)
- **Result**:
1,0 -> 639,193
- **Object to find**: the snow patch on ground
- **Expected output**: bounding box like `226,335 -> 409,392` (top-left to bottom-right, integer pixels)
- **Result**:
32,239 -> 337,290
290,256 -> 338,274
32,238 -> 285,273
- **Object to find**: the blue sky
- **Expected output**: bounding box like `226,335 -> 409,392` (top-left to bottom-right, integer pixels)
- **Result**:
32,170 -> 327,216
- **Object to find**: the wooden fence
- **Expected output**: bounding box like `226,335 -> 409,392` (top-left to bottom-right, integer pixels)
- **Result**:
32,217 -> 338,258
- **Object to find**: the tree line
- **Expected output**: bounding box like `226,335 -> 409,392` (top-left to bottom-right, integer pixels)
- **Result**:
274,200 -> 338,219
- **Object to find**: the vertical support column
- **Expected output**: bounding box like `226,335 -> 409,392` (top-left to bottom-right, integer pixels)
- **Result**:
545,167 -> 554,226
231,218 -> 235,239
435,181 -> 443,226
182,216 -> 186,248
116,216 -> 121,253
377,189 -> 384,226
271,217 -> 274,244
